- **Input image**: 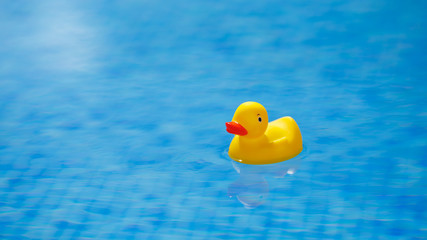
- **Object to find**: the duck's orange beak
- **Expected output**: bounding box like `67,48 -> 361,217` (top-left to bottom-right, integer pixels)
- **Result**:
226,121 -> 248,136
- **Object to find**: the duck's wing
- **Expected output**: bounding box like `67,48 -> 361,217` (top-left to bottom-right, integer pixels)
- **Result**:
272,136 -> 288,144
269,116 -> 302,145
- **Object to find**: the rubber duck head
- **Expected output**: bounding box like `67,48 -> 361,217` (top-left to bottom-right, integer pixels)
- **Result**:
226,102 -> 268,138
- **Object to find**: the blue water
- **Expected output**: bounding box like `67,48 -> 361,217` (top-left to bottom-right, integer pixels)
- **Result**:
1,0 -> 426,239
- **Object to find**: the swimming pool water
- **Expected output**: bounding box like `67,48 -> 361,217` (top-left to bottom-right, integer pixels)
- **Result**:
0,0 -> 426,239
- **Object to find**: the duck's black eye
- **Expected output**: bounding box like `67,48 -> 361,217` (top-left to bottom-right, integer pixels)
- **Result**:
258,117 -> 262,122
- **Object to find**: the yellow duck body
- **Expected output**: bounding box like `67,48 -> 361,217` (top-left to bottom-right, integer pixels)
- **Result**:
226,102 -> 303,165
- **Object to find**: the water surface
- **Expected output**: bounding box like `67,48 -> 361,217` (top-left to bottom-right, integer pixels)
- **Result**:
0,0 -> 426,239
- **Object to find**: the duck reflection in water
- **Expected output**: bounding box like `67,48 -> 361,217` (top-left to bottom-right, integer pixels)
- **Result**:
228,155 -> 301,209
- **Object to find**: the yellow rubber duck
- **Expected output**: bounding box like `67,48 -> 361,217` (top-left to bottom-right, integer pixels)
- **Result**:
225,101 -> 303,165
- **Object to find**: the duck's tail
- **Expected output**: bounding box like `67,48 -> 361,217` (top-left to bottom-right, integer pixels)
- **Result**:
278,117 -> 303,153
